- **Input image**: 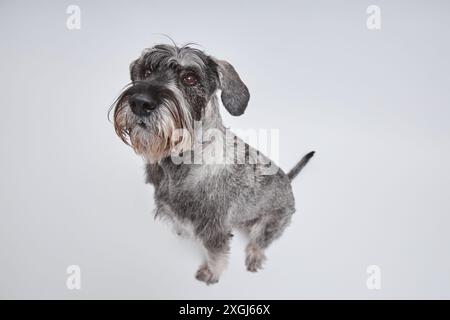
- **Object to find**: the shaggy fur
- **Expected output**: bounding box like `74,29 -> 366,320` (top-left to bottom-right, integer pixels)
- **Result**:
111,44 -> 314,285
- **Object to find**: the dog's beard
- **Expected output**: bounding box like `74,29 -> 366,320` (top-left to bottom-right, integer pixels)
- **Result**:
112,87 -> 194,163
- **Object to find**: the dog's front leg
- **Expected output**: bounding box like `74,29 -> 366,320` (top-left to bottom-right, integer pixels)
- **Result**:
195,230 -> 231,285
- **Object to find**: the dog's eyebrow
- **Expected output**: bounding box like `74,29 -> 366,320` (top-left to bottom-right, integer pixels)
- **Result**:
166,60 -> 179,70
180,65 -> 202,74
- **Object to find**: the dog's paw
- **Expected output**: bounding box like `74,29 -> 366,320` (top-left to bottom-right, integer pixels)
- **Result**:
195,264 -> 219,285
245,245 -> 266,272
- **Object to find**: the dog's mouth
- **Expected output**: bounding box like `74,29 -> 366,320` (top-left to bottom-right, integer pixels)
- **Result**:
137,119 -> 147,128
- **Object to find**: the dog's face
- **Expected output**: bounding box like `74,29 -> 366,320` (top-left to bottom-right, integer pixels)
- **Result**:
112,44 -> 250,162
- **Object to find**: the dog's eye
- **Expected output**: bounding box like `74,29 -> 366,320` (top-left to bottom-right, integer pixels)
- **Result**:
182,73 -> 198,86
144,69 -> 152,78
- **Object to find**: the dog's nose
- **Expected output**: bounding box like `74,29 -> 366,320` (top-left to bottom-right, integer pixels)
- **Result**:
129,94 -> 158,116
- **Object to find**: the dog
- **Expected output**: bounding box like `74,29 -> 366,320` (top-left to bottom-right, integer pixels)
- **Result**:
111,43 -> 314,285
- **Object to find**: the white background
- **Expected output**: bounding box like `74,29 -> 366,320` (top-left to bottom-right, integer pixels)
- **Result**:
1,0 -> 449,299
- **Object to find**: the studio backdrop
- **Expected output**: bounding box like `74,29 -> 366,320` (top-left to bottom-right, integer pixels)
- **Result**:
1,0 -> 449,299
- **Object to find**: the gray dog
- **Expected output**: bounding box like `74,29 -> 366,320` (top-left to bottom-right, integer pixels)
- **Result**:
111,43 -> 314,285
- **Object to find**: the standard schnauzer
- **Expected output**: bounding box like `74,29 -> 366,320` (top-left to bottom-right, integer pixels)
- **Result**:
111,43 -> 314,285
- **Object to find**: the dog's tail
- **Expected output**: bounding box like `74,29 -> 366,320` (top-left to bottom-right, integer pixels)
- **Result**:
287,151 -> 315,181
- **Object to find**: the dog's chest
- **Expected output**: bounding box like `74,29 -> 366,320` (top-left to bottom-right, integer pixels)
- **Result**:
182,164 -> 226,188
155,162 -> 231,221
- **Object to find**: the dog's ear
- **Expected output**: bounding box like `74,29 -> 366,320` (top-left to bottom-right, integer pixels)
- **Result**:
214,59 -> 250,116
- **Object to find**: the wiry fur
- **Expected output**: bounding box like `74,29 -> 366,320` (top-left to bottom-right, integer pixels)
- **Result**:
110,43 -> 314,285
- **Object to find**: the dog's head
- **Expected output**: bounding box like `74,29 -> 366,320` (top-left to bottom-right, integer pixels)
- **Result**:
111,44 -> 250,162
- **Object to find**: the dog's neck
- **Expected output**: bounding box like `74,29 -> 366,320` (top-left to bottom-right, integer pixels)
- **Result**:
200,94 -> 226,134
156,93 -> 227,168
190,93 -> 226,146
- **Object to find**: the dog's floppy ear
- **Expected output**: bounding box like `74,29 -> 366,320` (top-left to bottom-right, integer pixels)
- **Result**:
214,59 -> 250,116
